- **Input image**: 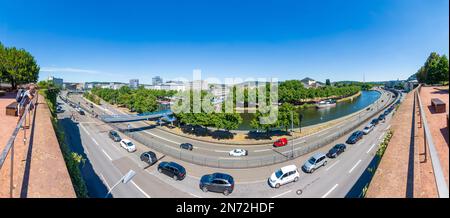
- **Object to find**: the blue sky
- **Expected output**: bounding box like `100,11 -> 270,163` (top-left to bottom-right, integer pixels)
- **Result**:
0,0 -> 448,84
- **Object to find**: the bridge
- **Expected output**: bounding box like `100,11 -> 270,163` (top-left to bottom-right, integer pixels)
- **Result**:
99,109 -> 176,123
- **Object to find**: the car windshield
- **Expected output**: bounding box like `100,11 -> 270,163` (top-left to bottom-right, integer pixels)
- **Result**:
364,127 -> 369,130
308,157 -> 316,164
126,142 -> 133,147
275,170 -> 283,178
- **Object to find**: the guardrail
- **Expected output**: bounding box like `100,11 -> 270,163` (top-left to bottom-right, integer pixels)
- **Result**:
0,94 -> 37,197
416,85 -> 449,198
118,89 -> 399,169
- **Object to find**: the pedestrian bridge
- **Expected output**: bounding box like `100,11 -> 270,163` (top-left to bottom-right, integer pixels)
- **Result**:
99,109 -> 175,123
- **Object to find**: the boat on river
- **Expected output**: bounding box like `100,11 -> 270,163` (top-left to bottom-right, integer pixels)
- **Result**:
316,99 -> 337,108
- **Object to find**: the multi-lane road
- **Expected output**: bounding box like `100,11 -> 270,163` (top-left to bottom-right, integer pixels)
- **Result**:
58,89 -> 399,198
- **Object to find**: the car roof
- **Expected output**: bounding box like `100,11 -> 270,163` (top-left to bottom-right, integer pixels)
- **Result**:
168,162 -> 184,170
280,165 -> 297,172
212,173 -> 233,180
312,153 -> 326,159
122,139 -> 131,143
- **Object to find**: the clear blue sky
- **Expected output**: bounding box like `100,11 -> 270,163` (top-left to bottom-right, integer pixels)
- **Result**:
0,0 -> 448,84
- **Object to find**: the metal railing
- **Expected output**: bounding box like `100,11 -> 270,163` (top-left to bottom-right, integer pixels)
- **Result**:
0,94 -> 37,198
416,85 -> 449,198
116,89 -> 399,169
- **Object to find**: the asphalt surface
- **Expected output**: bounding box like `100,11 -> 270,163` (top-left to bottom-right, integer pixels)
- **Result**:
57,89 -> 400,198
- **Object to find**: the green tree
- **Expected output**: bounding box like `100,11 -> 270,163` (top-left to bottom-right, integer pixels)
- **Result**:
325,79 -> 331,86
1,46 -> 40,89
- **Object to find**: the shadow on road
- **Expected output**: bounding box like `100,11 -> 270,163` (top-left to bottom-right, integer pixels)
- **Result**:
59,117 -> 110,198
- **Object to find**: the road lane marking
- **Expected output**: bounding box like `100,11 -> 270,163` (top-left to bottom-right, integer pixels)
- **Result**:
143,131 -> 179,145
349,159 -> 362,173
326,160 -> 340,171
79,124 -> 90,136
189,193 -> 201,198
214,150 -> 230,153
367,144 -> 377,154
378,135 -> 384,140
100,174 -> 111,190
130,181 -> 151,198
101,149 -> 113,161
321,184 -> 338,198
111,144 -> 121,152
254,149 -> 272,153
236,179 -> 267,184
385,125 -> 391,130
271,190 -> 292,198
219,157 -> 242,160
92,138 -> 99,146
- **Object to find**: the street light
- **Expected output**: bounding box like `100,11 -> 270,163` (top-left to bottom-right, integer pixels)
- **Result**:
105,170 -> 136,198
290,111 -> 294,159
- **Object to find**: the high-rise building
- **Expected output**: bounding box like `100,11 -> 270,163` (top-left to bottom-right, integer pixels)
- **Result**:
48,76 -> 63,87
152,76 -> 163,85
129,79 -> 139,89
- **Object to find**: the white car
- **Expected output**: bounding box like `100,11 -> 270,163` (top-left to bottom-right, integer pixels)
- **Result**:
120,139 -> 136,152
268,165 -> 300,188
362,123 -> 375,135
229,149 -> 248,157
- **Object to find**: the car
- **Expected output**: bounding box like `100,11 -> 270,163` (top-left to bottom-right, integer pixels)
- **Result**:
362,123 -> 375,135
120,139 -> 136,152
273,138 -> 288,147
378,114 -> 385,121
384,110 -> 389,116
140,151 -> 158,165
326,144 -> 346,158
56,105 -> 63,113
180,143 -> 193,151
370,118 -> 379,126
157,162 -> 186,181
302,153 -> 327,173
76,107 -> 85,115
108,130 -> 121,142
229,149 -> 248,157
268,165 -> 300,188
199,173 -> 234,195
346,131 -> 364,144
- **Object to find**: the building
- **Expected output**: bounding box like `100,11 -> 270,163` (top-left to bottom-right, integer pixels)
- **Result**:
152,76 -> 163,85
300,77 -> 323,88
145,81 -> 186,92
48,76 -> 63,87
129,79 -> 139,89
189,80 -> 209,91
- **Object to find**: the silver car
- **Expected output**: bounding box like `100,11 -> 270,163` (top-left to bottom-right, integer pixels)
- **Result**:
302,153 -> 327,173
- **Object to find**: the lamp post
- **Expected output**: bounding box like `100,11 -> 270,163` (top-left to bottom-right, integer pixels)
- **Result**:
290,111 -> 294,159
105,170 -> 136,198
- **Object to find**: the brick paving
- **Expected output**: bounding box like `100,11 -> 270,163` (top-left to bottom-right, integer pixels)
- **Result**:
0,93 -> 75,197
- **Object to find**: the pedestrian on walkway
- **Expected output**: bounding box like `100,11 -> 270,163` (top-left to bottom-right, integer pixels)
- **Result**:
17,83 -> 37,126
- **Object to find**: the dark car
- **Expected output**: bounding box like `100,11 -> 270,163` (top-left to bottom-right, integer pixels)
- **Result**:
199,173 -> 234,196
180,143 -> 193,151
140,151 -> 158,165
370,118 -> 379,126
384,110 -> 389,116
108,130 -> 121,142
157,162 -> 186,181
346,131 -> 364,144
378,114 -> 385,121
327,144 -> 346,158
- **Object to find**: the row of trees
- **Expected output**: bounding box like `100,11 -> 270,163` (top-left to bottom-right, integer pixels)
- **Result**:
279,80 -> 361,105
90,86 -> 176,113
0,42 -> 40,89
416,52 -> 449,85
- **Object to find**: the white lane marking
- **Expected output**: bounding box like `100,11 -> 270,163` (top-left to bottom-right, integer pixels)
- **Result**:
111,144 -> 121,152
349,159 -> 362,173
236,179 -> 268,184
326,160 -> 340,171
219,157 -> 242,160
102,149 -> 113,161
79,124 -> 90,136
271,190 -> 292,198
92,138 -> 99,146
385,125 -> 391,130
100,174 -> 111,190
144,131 -> 179,145
214,150 -> 230,153
321,184 -> 338,198
130,181 -> 151,198
189,193 -> 201,198
378,135 -> 384,140
367,144 -> 377,154
254,149 -> 272,153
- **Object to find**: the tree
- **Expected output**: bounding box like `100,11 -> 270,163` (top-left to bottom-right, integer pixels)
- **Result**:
1,46 -> 40,89
325,79 -> 331,86
437,55 -> 449,84
277,103 -> 299,132
415,52 -> 449,85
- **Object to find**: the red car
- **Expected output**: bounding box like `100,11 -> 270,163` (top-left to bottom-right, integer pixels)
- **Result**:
273,138 -> 288,147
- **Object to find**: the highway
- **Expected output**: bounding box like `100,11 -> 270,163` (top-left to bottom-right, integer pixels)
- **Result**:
57,89 -> 400,198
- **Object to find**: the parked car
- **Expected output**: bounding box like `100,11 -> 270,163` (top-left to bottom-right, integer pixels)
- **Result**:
180,143 -> 193,151
199,173 -> 234,195
302,153 -> 327,173
140,151 -> 158,165
378,114 -> 385,121
76,107 -> 85,115
326,144 -> 346,158
229,149 -> 248,157
346,131 -> 364,144
157,162 -> 186,181
120,139 -> 136,152
362,123 -> 375,135
268,165 -> 300,188
108,130 -> 121,142
370,118 -> 379,126
56,105 -> 63,113
273,138 -> 288,147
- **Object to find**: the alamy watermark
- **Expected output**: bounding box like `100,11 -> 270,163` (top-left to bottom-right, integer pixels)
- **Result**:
170,69 -> 279,124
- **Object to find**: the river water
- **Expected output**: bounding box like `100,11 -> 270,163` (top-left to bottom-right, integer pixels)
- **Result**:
238,90 -> 381,130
